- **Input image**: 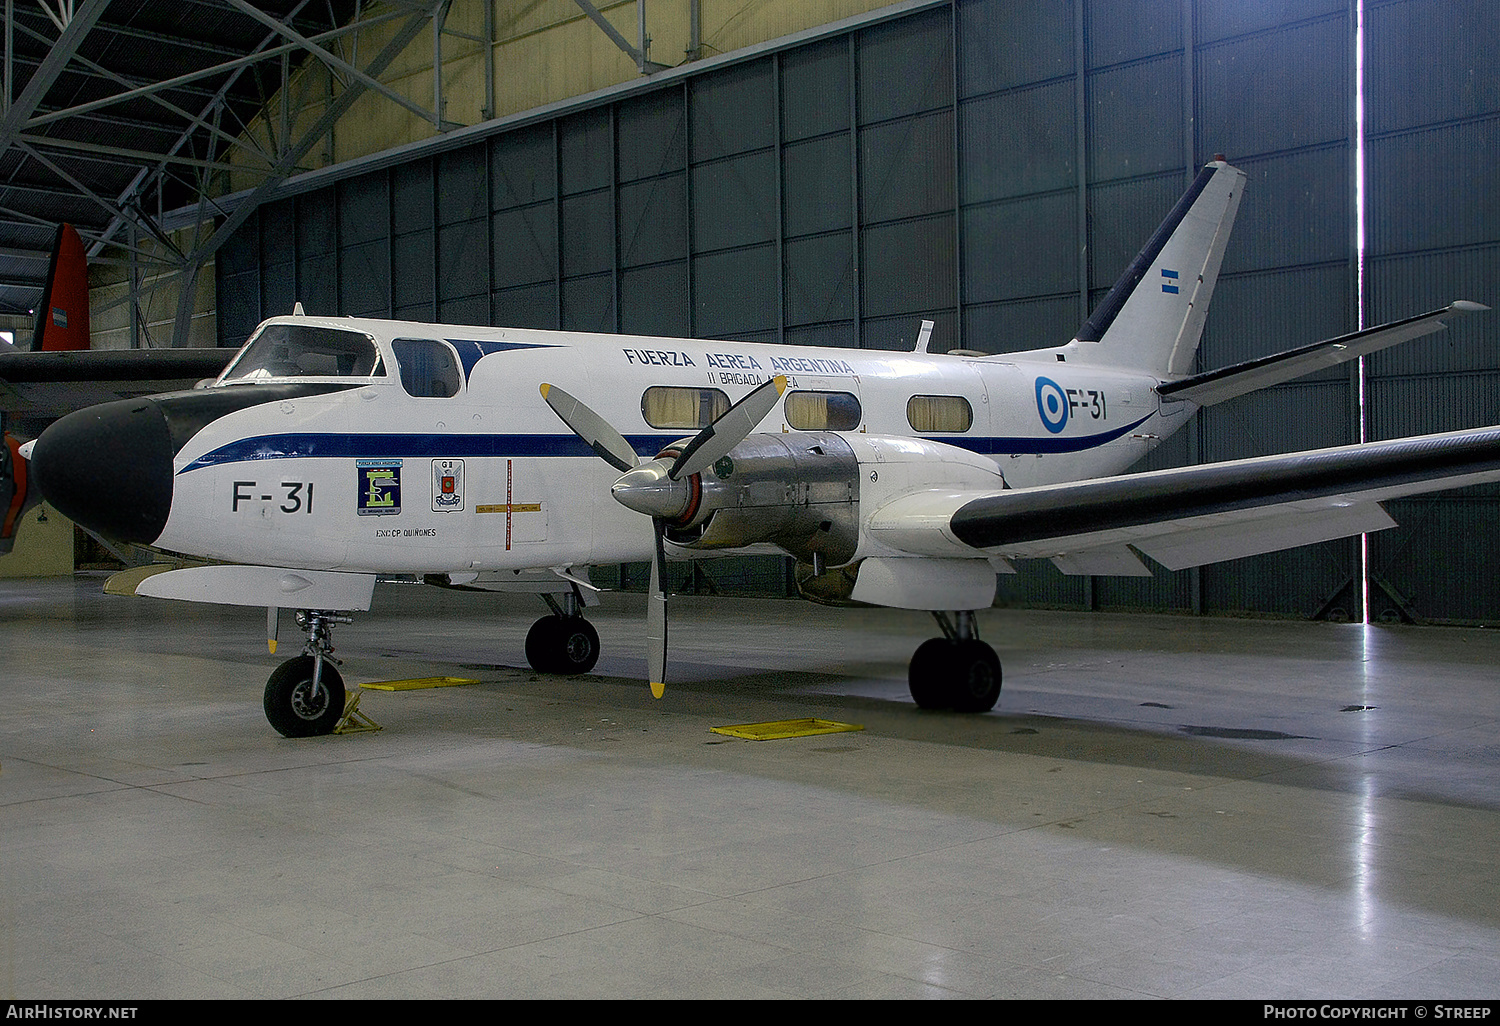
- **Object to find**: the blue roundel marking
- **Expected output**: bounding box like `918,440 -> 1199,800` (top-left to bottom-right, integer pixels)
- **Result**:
1035,377 -> 1068,434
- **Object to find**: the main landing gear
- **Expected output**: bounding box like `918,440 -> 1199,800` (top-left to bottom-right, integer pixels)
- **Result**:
264,610 -> 350,737
524,591 -> 600,675
908,610 -> 1002,713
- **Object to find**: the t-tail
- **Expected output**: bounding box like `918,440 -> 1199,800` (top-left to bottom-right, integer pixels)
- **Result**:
1069,158 -> 1245,377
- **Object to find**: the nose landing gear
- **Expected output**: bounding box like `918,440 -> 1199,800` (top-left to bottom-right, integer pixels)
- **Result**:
264,610 -> 351,737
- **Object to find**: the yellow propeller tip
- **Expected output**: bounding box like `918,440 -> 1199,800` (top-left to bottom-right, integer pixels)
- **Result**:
650,681 -> 664,699
268,640 -> 277,654
773,374 -> 787,394
539,383 -> 551,398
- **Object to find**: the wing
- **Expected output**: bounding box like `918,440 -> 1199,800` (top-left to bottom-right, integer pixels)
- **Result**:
0,348 -> 234,417
867,425 -> 1500,577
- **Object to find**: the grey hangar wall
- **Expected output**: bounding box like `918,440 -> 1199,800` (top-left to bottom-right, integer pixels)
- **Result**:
214,0 -> 1500,624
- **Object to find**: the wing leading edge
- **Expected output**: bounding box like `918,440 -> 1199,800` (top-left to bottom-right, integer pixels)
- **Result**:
867,425 -> 1500,576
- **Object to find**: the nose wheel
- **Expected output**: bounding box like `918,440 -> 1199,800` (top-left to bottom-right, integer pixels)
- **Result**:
264,610 -> 351,737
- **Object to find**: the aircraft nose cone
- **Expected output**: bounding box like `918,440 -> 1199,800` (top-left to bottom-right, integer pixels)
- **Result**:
30,397 -> 174,544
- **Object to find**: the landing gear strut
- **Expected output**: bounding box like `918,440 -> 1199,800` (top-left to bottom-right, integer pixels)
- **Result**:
525,590 -> 600,675
908,611 -> 1002,713
264,610 -> 350,737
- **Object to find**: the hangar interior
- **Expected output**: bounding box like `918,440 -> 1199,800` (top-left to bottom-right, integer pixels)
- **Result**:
3,0 -> 1498,623
1,0 -> 1499,1001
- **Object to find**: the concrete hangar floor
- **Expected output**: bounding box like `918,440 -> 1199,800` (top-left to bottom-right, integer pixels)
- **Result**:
1,575 -> 1497,1000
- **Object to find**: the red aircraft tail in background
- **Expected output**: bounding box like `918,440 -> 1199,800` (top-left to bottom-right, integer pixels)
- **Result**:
31,223 -> 90,352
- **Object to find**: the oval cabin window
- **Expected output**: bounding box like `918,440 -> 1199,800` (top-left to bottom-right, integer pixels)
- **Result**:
906,394 -> 973,432
785,391 -> 862,431
641,386 -> 731,429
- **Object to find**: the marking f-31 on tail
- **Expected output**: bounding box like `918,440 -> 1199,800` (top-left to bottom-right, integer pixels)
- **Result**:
24,159 -> 1495,736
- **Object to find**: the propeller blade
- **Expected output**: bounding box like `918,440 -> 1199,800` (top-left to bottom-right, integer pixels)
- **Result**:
540,383 -> 639,473
647,522 -> 668,698
669,375 -> 786,480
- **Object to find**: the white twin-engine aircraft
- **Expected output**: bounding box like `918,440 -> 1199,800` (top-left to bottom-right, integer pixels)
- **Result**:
24,159 -> 1498,737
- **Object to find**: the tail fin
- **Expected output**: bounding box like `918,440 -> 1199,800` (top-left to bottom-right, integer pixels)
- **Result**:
30,223 -> 90,352
1071,159 -> 1245,376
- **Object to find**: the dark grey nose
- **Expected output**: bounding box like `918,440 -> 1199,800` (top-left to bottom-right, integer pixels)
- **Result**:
30,397 -> 174,545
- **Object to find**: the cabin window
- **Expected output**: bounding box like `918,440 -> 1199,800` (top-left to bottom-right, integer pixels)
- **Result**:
785,391 -> 862,431
641,386 -> 730,429
906,394 -> 973,432
221,323 -> 383,381
393,339 -> 462,398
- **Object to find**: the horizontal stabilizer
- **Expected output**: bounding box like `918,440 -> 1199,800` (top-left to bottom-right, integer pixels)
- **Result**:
1158,301 -> 1488,407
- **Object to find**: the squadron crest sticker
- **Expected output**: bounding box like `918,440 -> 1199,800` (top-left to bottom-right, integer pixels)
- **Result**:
432,459 -> 464,511
357,458 -> 402,516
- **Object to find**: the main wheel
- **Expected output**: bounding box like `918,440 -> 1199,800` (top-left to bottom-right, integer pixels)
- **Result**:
949,639 -> 1002,713
525,616 -> 600,675
552,617 -> 600,674
525,616 -> 561,672
264,656 -> 345,738
908,638 -> 955,709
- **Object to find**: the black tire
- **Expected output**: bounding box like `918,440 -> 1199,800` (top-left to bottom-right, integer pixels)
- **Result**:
264,656 -> 345,738
525,616 -> 560,673
526,615 -> 600,675
908,638 -> 954,709
949,639 -> 1002,713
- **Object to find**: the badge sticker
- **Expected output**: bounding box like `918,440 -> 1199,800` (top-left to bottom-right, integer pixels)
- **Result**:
357,459 -> 402,516
432,459 -> 464,512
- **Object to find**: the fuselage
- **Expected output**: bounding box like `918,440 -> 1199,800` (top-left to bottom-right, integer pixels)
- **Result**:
34,314 -> 1188,574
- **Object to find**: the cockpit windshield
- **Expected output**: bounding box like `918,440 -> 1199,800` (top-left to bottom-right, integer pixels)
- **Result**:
220,323 -> 385,382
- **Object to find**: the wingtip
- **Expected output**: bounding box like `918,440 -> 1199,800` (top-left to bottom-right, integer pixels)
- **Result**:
1450,300 -> 1490,313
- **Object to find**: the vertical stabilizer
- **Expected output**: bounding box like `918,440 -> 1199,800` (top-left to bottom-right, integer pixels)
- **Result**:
30,223 -> 90,352
1073,160 -> 1245,376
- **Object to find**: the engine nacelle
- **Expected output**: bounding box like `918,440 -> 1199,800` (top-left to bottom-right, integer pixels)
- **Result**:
611,431 -> 1007,570
655,431 -> 861,565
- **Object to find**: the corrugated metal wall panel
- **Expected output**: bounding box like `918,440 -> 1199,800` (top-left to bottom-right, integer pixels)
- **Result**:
960,82 -> 1076,202
963,294 -> 1077,354
1365,122 -> 1499,256
957,0 -> 1073,98
962,192 -> 1077,304
619,262 -> 689,337
1087,58 -> 1182,182
1363,0 -> 1500,624
1086,0 -> 1179,67
338,240 -> 390,318
857,7 -> 952,124
491,204 -> 556,289
1365,0 -> 1499,134
1195,15 -> 1348,162
1366,248 -> 1500,377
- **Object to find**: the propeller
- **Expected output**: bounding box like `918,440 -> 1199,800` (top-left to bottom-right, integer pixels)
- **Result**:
541,375 -> 787,697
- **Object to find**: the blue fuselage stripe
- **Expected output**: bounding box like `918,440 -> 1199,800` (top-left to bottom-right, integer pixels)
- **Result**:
178,414 -> 1154,473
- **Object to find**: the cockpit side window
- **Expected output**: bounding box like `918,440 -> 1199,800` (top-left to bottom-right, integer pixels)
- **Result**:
393,339 -> 462,398
222,324 -> 384,381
